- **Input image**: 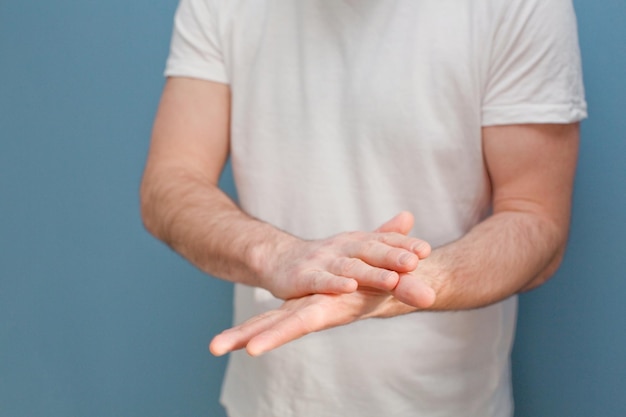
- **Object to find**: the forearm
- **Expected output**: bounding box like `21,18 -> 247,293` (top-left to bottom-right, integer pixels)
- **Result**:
388,123 -> 579,314
140,167 -> 296,289
385,210 -> 567,315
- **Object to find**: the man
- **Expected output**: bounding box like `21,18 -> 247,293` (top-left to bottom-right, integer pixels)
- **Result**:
140,0 -> 587,416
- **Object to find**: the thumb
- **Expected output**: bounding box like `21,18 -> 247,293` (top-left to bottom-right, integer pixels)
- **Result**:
375,211 -> 415,235
392,273 -> 437,309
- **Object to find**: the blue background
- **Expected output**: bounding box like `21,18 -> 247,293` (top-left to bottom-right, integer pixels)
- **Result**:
0,1 -> 623,416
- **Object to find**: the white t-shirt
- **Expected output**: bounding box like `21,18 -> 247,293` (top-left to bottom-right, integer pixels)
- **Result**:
165,1 -> 587,416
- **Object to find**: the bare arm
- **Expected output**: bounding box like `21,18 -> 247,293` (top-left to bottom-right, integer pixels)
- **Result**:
140,78 -> 430,299
210,122 -> 580,355
390,123 -> 579,310
141,77 -> 281,289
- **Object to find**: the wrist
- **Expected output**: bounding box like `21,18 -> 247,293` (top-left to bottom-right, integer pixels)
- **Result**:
245,224 -> 302,293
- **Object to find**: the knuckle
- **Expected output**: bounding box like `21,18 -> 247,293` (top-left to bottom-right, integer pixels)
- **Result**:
369,268 -> 396,290
291,265 -> 309,281
318,237 -> 338,253
383,270 -> 400,289
377,232 -> 399,244
359,240 -> 378,254
341,258 -> 361,276
346,231 -> 364,240
385,247 -> 401,260
412,240 -> 432,255
306,251 -> 324,264
309,272 -> 324,293
324,235 -> 349,253
293,309 -> 315,333
375,233 -> 389,245
379,268 -> 396,283
290,270 -> 308,295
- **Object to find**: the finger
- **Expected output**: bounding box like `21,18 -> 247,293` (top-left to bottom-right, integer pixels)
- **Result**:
330,257 -> 399,291
246,302 -> 335,356
346,240 -> 420,273
209,311 -> 285,356
375,211 -> 414,235
294,270 -> 358,295
392,273 -> 436,309
375,233 -> 432,259
373,212 -> 431,259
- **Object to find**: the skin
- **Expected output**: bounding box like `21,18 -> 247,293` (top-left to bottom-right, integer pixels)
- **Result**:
141,77 -> 580,357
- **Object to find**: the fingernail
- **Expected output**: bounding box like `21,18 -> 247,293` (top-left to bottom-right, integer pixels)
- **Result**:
399,253 -> 414,265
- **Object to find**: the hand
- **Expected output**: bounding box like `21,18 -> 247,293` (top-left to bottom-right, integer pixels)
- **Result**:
209,273 -> 436,357
208,212 -> 436,357
260,212 -> 431,300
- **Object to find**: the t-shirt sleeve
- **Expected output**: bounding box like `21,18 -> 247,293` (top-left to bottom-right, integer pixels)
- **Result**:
164,0 -> 229,84
482,0 -> 587,126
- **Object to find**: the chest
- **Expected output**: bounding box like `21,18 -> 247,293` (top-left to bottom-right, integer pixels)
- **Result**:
222,0 -> 494,158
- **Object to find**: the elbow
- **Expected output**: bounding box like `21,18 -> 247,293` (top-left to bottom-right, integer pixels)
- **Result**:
522,249 -> 565,292
139,176 -> 161,239
522,221 -> 570,292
